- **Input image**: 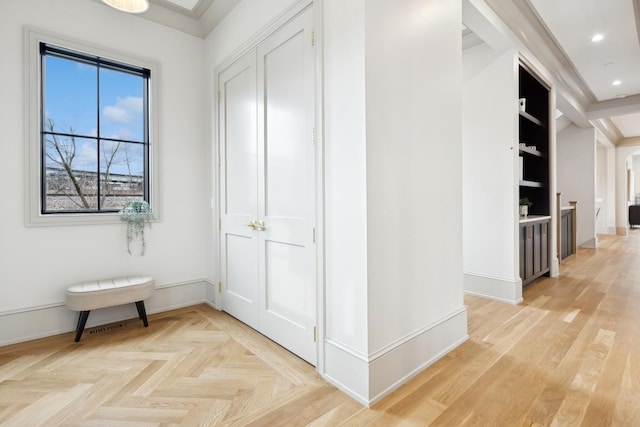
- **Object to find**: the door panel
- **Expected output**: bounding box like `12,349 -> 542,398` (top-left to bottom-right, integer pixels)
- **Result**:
224,63 -> 258,216
219,52 -> 259,329
263,29 -> 307,218
224,234 -> 259,329
257,7 -> 316,364
219,6 -> 316,366
264,240 -> 308,328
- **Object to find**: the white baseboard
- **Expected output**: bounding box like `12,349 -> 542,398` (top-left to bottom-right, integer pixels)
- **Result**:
579,237 -> 598,249
367,308 -> 468,406
596,226 -> 616,235
322,342 -> 370,406
0,279 -> 210,347
321,307 -> 468,407
463,272 -> 523,304
205,280 -> 219,309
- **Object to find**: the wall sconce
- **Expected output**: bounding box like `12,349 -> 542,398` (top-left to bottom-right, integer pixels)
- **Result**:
101,0 -> 150,14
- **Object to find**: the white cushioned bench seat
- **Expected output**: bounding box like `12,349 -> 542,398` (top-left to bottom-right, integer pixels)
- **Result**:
66,276 -> 155,342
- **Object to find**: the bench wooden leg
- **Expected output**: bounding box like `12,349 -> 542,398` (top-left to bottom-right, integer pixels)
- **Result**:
135,301 -> 149,327
74,310 -> 90,342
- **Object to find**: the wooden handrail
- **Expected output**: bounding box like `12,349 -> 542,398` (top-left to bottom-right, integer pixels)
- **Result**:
569,201 -> 577,256
557,193 -> 562,263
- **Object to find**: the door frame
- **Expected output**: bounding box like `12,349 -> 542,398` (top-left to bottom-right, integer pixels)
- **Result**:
212,0 -> 326,371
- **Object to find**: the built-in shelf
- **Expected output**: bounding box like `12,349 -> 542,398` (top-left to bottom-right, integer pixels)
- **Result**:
518,63 -> 551,288
519,179 -> 544,188
519,110 -> 545,128
519,146 -> 544,157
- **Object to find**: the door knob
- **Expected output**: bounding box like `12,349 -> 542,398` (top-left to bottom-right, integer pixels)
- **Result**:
256,220 -> 266,231
246,220 -> 257,230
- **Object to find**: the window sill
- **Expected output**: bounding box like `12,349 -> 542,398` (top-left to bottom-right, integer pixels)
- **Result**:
26,211 -> 159,227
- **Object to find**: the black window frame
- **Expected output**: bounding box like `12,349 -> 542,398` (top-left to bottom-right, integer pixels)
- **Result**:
39,42 -> 151,214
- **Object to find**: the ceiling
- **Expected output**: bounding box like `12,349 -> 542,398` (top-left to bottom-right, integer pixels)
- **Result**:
127,0 -> 241,37
129,0 -> 640,142
529,0 -> 640,141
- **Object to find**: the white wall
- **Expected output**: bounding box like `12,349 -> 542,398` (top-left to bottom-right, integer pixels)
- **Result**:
323,0 -> 467,405
556,125 -> 597,247
462,43 -> 522,303
596,144 -> 616,234
205,0 -> 467,406
0,0 -> 209,344
363,0 -> 466,390
322,0 -> 369,356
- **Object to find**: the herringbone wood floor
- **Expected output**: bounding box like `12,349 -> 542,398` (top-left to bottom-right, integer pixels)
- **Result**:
1,232 -> 640,426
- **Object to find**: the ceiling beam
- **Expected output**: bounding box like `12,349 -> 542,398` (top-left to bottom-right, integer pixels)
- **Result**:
586,94 -> 640,120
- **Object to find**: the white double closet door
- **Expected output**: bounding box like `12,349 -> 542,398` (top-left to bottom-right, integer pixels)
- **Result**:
218,7 -> 317,365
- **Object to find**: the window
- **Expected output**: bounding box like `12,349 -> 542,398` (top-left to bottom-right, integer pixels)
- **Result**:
26,29 -> 159,226
40,43 -> 150,214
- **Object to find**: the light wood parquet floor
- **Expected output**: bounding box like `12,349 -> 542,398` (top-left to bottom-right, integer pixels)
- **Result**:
1,232 -> 640,426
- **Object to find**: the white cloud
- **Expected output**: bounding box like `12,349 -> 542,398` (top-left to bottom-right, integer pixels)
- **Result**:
103,96 -> 143,124
109,129 -> 135,140
73,141 -> 98,171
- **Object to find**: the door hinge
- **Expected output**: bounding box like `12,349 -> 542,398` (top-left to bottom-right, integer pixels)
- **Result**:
311,29 -> 315,47
311,127 -> 316,144
217,90 -> 221,103
313,227 -> 316,243
218,281 -> 222,292
313,326 -> 317,342
218,152 -> 221,167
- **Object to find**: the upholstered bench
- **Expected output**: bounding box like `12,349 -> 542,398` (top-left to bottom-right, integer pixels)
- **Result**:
65,276 -> 155,342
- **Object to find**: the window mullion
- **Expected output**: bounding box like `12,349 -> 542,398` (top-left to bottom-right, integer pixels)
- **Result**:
96,64 -> 101,211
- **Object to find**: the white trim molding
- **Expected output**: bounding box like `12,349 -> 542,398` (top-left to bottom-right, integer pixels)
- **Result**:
322,308 -> 468,407
464,272 -> 523,305
0,279 -> 208,347
23,27 -> 162,227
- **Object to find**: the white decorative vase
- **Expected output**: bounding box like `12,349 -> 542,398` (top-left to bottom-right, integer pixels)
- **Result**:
519,205 -> 528,217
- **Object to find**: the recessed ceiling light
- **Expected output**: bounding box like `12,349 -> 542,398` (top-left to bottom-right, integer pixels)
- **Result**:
613,80 -> 622,86
591,34 -> 604,42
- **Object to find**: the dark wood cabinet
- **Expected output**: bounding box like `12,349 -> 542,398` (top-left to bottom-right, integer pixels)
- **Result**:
520,218 -> 550,287
560,208 -> 574,260
629,205 -> 640,228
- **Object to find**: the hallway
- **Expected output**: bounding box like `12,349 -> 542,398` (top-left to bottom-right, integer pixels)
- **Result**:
0,232 -> 638,425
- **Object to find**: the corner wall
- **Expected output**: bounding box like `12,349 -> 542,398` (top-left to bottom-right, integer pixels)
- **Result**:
0,0 -> 210,344
557,125 -> 597,247
323,0 -> 468,405
462,43 -> 522,304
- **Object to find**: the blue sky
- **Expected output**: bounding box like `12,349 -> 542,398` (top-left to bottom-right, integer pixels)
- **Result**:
44,55 -> 145,176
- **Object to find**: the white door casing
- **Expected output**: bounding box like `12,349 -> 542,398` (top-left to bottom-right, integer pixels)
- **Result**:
219,6 -> 317,365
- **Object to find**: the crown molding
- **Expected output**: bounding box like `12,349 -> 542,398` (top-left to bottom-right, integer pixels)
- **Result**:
616,136 -> 640,147
484,0 -> 596,107
591,118 -> 624,145
479,0 -> 636,144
